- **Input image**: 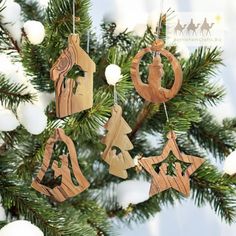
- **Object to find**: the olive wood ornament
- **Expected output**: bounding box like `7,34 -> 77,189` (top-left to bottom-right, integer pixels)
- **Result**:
31,128 -> 90,202
50,34 -> 96,118
130,39 -> 183,103
139,131 -> 205,197
102,104 -> 135,179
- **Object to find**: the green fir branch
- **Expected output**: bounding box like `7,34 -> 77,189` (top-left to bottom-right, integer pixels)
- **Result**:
191,162 -> 236,224
190,112 -> 236,161
0,75 -> 36,107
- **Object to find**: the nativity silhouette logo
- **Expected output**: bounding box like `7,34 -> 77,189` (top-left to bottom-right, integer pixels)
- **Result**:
166,12 -> 224,47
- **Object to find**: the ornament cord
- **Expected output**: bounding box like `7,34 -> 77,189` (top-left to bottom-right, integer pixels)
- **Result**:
154,0 -> 164,57
163,102 -> 170,123
114,85 -> 118,105
87,31 -> 90,53
73,0 -> 75,34
156,0 -> 164,39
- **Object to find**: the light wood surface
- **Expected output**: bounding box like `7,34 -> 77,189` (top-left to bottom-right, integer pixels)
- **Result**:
31,128 -> 90,202
50,34 -> 96,118
139,131 -> 205,197
102,104 -> 135,179
130,39 -> 183,103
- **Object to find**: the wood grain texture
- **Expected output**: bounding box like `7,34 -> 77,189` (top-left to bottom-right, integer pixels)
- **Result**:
139,131 -> 205,197
102,104 -> 135,179
130,39 -> 183,103
31,128 -> 90,202
50,34 -> 96,118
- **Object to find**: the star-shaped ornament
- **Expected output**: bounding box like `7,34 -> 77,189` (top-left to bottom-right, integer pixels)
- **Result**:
139,131 -> 205,197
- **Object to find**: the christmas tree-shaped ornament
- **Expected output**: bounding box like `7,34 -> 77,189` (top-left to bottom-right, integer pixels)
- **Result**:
139,131 -> 205,197
32,128 -> 90,202
50,33 -> 96,118
102,104 -> 135,179
131,39 -> 182,103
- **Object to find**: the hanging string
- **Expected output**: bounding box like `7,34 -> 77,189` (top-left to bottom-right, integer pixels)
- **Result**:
72,0 -> 76,34
114,85 -> 118,105
154,0 -> 164,58
156,0 -> 164,39
163,102 -> 170,123
154,0 -> 170,124
87,30 -> 90,53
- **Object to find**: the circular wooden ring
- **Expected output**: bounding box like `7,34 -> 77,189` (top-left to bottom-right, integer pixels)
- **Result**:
130,44 -> 183,103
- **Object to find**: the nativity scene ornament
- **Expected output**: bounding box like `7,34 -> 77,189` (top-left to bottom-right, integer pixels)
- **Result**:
31,128 -> 90,202
138,131 -> 205,197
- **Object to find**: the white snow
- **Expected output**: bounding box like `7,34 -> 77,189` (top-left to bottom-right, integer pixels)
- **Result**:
0,54 -> 27,84
0,108 -> 20,131
17,102 -> 47,135
105,64 -> 122,85
0,196 -> 6,221
0,220 -> 43,236
0,1 -> 21,24
223,151 -> 236,175
0,0 -> 23,43
23,20 -> 45,45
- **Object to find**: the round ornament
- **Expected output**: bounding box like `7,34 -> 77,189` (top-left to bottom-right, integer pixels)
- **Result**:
131,39 -> 183,103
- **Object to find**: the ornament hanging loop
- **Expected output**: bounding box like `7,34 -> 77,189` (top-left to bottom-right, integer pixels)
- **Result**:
155,0 -> 164,38
72,0 -> 76,34
163,102 -> 170,123
114,85 -> 118,105
72,0 -> 81,34
151,39 -> 165,51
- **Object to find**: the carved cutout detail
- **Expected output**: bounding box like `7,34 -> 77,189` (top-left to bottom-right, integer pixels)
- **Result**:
50,34 -> 96,118
130,39 -> 183,103
31,128 -> 90,202
102,104 -> 135,179
139,131 -> 205,197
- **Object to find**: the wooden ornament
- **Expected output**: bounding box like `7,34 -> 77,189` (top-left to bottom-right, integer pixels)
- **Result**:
31,128 -> 90,202
139,131 -> 205,197
130,39 -> 183,103
50,34 -> 96,118
102,104 -> 135,179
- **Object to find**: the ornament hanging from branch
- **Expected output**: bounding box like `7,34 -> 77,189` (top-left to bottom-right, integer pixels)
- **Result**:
139,131 -> 205,197
50,33 -> 96,118
101,64 -> 134,179
102,104 -> 135,179
31,128 -> 90,202
131,39 -> 182,103
130,34 -> 204,197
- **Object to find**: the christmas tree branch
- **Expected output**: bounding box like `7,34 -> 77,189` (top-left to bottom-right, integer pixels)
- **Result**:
191,162 -> 236,223
0,177 -> 106,235
190,112 -> 236,161
71,199 -> 113,236
21,44 -> 53,92
0,25 -> 21,53
0,75 -> 36,107
15,0 -> 45,22
130,102 -> 154,140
